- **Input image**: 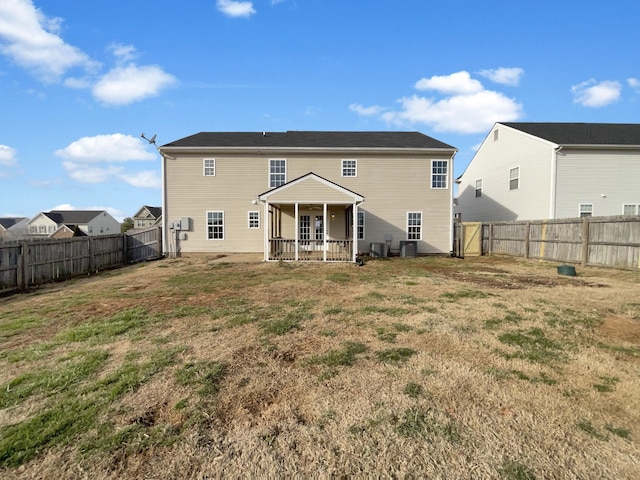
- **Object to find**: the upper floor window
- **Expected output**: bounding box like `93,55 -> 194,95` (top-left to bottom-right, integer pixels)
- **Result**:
203,159 -> 215,176
623,204 -> 639,216
431,160 -> 448,189
248,211 -> 260,229
475,179 -> 483,198
509,167 -> 519,190
269,159 -> 286,188
407,211 -> 422,240
579,204 -> 593,218
207,211 -> 224,239
357,211 -> 365,240
342,159 -> 357,177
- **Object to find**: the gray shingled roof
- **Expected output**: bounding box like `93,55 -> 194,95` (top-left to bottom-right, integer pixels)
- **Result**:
163,131 -> 455,150
0,217 -> 26,229
501,123 -> 640,146
142,206 -> 162,218
44,210 -> 104,224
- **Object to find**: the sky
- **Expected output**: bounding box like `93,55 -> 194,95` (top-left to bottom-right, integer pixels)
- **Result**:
1,0 -> 638,221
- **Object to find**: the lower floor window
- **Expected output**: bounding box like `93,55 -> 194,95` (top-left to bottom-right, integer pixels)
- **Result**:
623,204 -> 639,216
357,211 -> 365,240
248,211 -> 260,228
207,211 -> 224,239
579,204 -> 593,218
407,211 -> 422,240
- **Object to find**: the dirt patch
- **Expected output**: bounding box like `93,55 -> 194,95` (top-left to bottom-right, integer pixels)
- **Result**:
597,315 -> 640,344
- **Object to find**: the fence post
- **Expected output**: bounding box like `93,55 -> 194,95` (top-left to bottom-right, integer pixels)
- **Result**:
487,223 -> 493,255
524,222 -> 531,259
581,217 -> 589,266
17,241 -> 26,290
88,236 -> 95,273
122,233 -> 128,266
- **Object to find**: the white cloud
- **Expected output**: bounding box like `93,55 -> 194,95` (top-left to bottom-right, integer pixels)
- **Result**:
121,170 -> 161,188
109,43 -> 137,63
92,64 -> 176,106
352,70 -> 523,134
571,79 -> 621,107
217,0 -> 256,18
0,0 -> 97,81
348,103 -> 385,116
478,67 -> 524,86
55,134 -> 156,162
56,134 -> 159,188
0,2 -> 175,106
415,71 -> 483,95
0,144 -> 18,166
628,78 -> 640,92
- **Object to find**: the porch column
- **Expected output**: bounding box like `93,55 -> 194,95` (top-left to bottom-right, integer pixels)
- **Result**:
323,203 -> 328,261
263,201 -> 269,261
294,203 -> 299,261
352,203 -> 358,262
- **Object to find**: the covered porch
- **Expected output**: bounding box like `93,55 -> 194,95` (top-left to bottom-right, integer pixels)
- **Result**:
257,173 -> 364,262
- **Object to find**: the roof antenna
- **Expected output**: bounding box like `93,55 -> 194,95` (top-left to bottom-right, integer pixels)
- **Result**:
141,133 -> 157,145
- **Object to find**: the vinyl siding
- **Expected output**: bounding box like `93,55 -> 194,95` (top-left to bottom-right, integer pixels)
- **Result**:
555,149 -> 640,218
165,151 -> 454,255
456,125 -> 553,221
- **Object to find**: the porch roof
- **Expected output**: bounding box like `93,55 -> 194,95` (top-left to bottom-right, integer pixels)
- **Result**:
257,172 -> 364,203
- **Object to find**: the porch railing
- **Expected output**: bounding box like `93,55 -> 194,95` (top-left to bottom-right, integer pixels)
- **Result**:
268,239 -> 353,262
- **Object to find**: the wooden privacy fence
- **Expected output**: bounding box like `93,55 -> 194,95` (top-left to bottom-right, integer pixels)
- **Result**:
455,215 -> 640,270
0,227 -> 162,294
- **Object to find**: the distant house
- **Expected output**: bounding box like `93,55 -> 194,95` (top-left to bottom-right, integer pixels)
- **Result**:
456,123 -> 640,221
160,131 -> 457,261
0,217 -> 27,240
132,205 -> 162,229
26,210 -> 120,237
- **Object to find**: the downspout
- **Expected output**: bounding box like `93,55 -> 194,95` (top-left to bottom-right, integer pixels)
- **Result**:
550,146 -> 561,219
160,150 -> 169,257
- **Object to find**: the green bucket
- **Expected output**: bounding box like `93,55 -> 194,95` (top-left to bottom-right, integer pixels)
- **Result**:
557,265 -> 577,276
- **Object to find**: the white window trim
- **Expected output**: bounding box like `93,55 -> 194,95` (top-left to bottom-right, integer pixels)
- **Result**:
407,211 -> 423,240
622,204 -> 639,215
248,211 -> 260,229
269,159 -> 287,188
357,210 -> 365,240
509,166 -> 520,190
431,160 -> 448,189
475,179 -> 482,198
341,159 -> 357,177
206,210 -> 225,240
579,203 -> 593,217
203,158 -> 215,176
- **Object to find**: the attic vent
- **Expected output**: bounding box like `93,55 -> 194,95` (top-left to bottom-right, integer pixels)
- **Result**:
494,129 -> 499,141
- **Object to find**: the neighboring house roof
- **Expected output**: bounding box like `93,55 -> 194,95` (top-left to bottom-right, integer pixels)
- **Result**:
501,123 -> 640,146
144,206 -> 162,218
0,217 -> 27,229
163,131 -> 456,150
42,210 -> 106,224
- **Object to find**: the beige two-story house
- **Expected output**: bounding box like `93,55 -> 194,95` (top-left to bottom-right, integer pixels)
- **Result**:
160,131 -> 457,261
26,210 -> 121,237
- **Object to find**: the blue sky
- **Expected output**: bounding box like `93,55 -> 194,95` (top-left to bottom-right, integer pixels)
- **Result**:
1,0 -> 638,221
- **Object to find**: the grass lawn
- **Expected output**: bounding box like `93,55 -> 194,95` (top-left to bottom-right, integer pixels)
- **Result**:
1,255 -> 639,479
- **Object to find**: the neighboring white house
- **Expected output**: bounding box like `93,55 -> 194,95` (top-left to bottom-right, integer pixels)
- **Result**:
160,131 -> 457,261
456,123 -> 640,221
26,210 -> 121,237
132,205 -> 162,229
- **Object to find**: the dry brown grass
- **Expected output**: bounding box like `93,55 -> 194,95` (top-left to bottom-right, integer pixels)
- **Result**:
1,255 -> 640,479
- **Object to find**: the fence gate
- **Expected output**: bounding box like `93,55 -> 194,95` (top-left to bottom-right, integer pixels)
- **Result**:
462,222 -> 482,256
